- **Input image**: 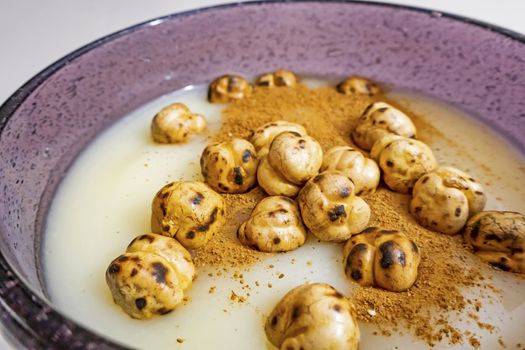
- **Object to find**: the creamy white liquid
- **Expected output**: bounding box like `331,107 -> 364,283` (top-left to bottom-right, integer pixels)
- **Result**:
44,83 -> 525,350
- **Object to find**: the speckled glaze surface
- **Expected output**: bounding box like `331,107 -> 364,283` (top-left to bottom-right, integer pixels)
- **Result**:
0,1 -> 524,348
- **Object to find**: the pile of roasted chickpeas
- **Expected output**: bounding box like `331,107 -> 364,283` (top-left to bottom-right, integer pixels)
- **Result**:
104,70 -> 525,350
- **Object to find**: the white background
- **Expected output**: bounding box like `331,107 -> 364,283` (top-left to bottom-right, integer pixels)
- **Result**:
0,0 -> 524,348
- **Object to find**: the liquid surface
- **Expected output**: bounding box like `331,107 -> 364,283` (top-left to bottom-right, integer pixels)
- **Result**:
44,83 -> 525,350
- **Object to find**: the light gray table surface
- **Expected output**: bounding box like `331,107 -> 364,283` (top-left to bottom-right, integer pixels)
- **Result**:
0,0 -> 524,348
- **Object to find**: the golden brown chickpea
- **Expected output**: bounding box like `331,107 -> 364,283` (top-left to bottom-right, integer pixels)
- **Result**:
298,171 -> 370,242
151,103 -> 206,143
106,233 -> 195,319
410,167 -> 486,235
321,146 -> 380,196
200,138 -> 258,194
255,69 -> 298,87
343,227 -> 420,292
238,196 -> 307,252
337,76 -> 382,96
151,181 -> 225,249
371,134 -> 437,194
352,102 -> 417,151
265,283 -> 360,350
250,121 -> 307,157
257,131 -> 323,197
208,74 -> 252,103
464,211 -> 525,273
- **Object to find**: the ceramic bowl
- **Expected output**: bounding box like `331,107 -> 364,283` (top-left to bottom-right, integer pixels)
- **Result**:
0,1 -> 524,348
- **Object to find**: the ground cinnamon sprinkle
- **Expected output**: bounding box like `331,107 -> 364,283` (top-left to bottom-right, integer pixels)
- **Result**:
195,82 -> 504,347
212,84 -> 371,148
194,85 -> 372,268
356,187 -> 499,347
193,187 -> 268,267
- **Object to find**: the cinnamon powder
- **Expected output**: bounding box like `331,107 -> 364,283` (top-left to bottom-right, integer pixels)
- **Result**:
193,83 -> 501,347
194,85 -> 371,267
193,187 -> 268,267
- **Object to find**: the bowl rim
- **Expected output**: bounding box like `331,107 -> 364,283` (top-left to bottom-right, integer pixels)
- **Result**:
0,0 -> 524,348
2,0 -> 525,129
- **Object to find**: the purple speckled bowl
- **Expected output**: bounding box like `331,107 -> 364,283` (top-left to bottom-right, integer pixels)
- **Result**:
0,1 -> 524,348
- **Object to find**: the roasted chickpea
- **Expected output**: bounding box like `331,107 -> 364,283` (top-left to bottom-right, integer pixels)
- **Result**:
257,131 -> 323,197
151,103 -> 207,143
371,134 -> 437,193
410,167 -> 486,235
200,138 -> 258,194
238,196 -> 307,252
250,121 -> 307,157
151,181 -> 225,249
265,283 -> 360,350
208,74 -> 253,103
343,227 -> 420,292
106,233 -> 195,319
321,146 -> 380,196
352,102 -> 417,151
255,69 -> 298,87
464,211 -> 525,273
298,171 -> 371,242
337,76 -> 382,96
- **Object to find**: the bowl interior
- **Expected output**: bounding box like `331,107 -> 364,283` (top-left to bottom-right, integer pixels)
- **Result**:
0,1 -> 524,347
